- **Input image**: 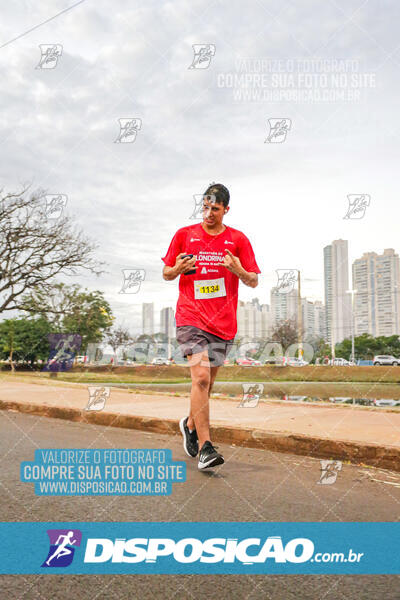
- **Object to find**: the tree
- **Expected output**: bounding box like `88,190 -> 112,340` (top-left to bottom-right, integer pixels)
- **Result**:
105,326 -> 134,362
0,319 -> 22,372
15,317 -> 52,364
0,186 -> 103,315
335,333 -> 400,361
136,334 -> 155,343
271,318 -> 303,353
311,337 -> 332,363
0,317 -> 51,370
21,282 -> 114,351
152,332 -> 167,343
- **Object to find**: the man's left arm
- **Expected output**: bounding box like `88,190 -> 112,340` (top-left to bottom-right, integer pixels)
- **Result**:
223,249 -> 259,288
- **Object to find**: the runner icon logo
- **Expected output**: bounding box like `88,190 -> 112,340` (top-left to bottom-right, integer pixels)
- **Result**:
344,194 -> 370,220
43,334 -> 82,372
239,383 -> 264,408
42,529 -> 82,568
36,44 -> 63,69
119,269 -> 145,294
265,118 -> 291,143
189,193 -> 217,219
276,269 -> 297,294
44,194 -> 67,220
317,460 -> 342,485
86,387 -> 110,411
188,44 -> 216,69
114,118 -> 142,143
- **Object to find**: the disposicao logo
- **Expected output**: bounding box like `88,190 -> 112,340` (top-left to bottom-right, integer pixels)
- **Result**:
83,536 -> 314,564
42,529 -> 82,568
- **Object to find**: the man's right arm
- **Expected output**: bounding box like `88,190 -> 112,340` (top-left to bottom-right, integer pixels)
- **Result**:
162,253 -> 197,281
163,264 -> 179,281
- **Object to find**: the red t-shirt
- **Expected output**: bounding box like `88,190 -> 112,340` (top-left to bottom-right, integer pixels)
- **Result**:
161,222 -> 261,340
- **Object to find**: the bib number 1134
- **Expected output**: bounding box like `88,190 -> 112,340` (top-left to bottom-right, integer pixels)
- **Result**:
194,278 -> 226,299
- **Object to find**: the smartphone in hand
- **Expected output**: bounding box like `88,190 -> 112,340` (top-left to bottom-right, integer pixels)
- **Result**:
181,254 -> 196,275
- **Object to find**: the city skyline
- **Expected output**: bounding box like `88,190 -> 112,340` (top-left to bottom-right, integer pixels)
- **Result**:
136,240 -> 400,344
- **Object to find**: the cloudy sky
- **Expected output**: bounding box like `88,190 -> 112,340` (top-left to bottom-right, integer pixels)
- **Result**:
1,0 -> 399,334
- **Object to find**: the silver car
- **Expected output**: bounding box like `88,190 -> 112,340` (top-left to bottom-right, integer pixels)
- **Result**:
151,357 -> 170,365
373,355 -> 400,366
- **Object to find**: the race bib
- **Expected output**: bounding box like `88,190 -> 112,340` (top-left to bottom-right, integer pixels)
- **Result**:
194,277 -> 226,299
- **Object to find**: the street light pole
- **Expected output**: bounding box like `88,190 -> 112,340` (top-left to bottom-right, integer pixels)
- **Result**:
346,288 -> 358,364
297,270 -> 302,358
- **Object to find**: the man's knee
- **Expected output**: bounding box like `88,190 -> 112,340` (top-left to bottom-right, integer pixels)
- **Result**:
192,368 -> 211,390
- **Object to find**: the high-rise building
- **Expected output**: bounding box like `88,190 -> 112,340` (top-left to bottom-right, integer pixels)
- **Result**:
270,287 -> 298,328
237,299 -> 271,339
260,304 -> 271,338
142,303 -> 154,335
237,301 -> 255,338
324,239 -> 351,348
353,248 -> 400,337
301,298 -> 326,341
270,285 -> 326,341
160,307 -> 176,339
314,300 -> 327,339
301,298 -> 315,340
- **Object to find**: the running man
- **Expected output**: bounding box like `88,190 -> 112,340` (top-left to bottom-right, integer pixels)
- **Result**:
162,183 -> 261,469
45,531 -> 77,566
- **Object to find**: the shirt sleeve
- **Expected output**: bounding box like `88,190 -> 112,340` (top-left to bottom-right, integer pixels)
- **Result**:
237,233 -> 261,274
161,229 -> 184,267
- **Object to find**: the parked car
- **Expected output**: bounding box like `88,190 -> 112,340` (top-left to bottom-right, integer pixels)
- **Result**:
151,357 -> 170,365
331,358 -> 351,366
283,357 -> 309,367
117,359 -> 135,366
264,357 -> 284,365
329,397 -> 352,403
373,355 -> 400,366
282,395 -> 308,402
76,355 -> 88,364
373,399 -> 399,407
235,357 -> 261,366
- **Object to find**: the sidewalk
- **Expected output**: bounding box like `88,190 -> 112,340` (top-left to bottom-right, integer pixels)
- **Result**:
1,380 -> 400,471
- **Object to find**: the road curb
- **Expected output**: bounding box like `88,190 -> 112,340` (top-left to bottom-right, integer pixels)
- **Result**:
1,398 -> 399,472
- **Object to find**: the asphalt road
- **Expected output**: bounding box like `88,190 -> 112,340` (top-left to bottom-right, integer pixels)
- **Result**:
1,409 -> 399,599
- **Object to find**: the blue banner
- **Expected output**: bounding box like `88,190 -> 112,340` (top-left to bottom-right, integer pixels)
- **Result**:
20,449 -> 186,496
0,522 -> 398,574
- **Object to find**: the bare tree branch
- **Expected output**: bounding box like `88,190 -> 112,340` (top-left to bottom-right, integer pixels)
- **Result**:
0,186 -> 104,314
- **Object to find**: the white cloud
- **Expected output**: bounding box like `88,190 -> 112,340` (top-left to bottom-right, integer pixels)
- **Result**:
0,0 -> 399,331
